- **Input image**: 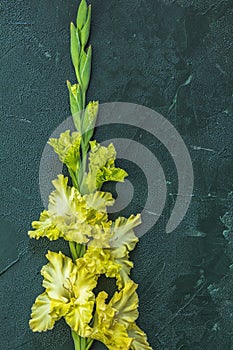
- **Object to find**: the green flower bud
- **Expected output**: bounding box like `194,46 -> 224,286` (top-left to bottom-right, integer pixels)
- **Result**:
80,45 -> 92,91
70,22 -> 81,71
76,0 -> 88,30
80,5 -> 91,47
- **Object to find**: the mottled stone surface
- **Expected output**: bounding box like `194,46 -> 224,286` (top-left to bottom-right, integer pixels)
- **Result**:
0,0 -> 233,349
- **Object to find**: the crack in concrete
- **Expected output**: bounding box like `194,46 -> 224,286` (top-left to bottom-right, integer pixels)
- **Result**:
168,74 -> 193,113
155,282 -> 207,337
0,248 -> 28,277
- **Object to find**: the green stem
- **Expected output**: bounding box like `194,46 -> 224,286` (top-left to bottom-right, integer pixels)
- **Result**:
75,243 -> 82,257
82,147 -> 87,174
77,137 -> 88,189
82,91 -> 86,113
80,336 -> 86,349
85,338 -> 94,350
72,330 -> 93,350
75,68 -> 82,89
69,242 -> 78,260
72,330 -> 81,350
80,151 -> 87,186
82,244 -> 86,256
69,169 -> 79,190
68,3 -> 94,349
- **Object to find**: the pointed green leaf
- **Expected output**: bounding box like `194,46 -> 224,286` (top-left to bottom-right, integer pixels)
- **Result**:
70,22 -> 80,70
76,0 -> 88,30
80,46 -> 92,91
79,49 -> 87,74
80,5 -> 91,47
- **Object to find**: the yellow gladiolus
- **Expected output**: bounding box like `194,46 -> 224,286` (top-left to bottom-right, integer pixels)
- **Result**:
28,175 -> 114,244
29,251 -> 97,337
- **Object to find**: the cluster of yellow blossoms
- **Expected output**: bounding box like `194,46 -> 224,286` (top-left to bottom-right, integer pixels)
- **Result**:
29,131 -> 152,350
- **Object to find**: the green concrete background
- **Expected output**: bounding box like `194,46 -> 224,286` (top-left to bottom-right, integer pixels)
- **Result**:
1,0 -> 233,349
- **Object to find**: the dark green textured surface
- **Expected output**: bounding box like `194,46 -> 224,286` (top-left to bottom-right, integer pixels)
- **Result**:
1,0 -> 233,349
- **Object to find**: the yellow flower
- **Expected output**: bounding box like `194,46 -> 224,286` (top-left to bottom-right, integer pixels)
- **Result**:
81,141 -> 128,193
81,246 -> 121,277
93,295 -> 132,350
29,251 -> 97,337
81,246 -> 130,289
28,175 -> 114,244
108,280 -> 139,326
48,130 -> 81,173
81,214 -> 141,288
90,281 -> 138,350
81,245 -> 133,289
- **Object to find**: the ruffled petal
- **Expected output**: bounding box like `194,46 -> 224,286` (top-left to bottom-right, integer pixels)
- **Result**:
29,292 -> 56,332
91,291 -> 133,350
94,291 -> 115,328
73,259 -> 98,304
50,299 -> 71,319
81,246 -> 120,277
62,222 -> 91,244
41,251 -> 78,302
81,245 -> 134,289
111,246 -> 134,289
28,210 -> 62,241
65,300 -> 94,337
84,191 -> 115,212
109,281 -> 139,326
110,214 -> 141,250
128,323 -> 153,350
48,174 -> 81,218
96,160 -> 128,190
64,260 -> 97,337
87,222 -> 113,248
